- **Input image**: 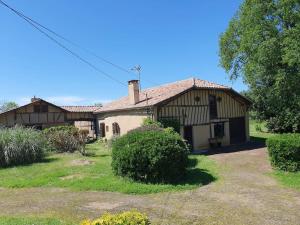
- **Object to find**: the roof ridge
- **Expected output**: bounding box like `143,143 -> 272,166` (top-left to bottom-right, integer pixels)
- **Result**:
141,77 -> 196,93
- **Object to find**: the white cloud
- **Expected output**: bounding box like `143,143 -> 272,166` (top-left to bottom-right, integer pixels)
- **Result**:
16,96 -> 112,106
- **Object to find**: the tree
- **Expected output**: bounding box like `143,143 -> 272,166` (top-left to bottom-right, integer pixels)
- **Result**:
0,101 -> 19,113
219,0 -> 300,133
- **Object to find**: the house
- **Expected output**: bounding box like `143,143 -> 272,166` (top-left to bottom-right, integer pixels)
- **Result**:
0,97 -> 100,137
0,77 -> 251,149
95,78 -> 251,149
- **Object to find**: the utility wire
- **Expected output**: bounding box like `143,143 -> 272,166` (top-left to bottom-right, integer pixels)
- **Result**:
0,0 -> 159,87
7,6 -> 133,75
0,0 -> 127,86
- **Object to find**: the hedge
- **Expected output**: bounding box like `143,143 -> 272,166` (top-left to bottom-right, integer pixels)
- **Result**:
112,127 -> 189,183
266,134 -> 300,172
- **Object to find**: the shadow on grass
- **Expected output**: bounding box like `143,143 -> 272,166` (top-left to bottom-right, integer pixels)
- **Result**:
0,156 -> 59,169
83,151 -> 110,158
198,140 -> 267,156
250,136 -> 267,143
177,158 -> 216,186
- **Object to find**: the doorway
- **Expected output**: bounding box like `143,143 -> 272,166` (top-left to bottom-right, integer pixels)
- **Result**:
184,126 -> 193,150
229,117 -> 246,144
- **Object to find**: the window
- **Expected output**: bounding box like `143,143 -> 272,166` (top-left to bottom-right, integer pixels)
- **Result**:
112,122 -> 120,136
41,105 -> 48,113
105,125 -> 109,132
194,96 -> 200,102
214,123 -> 224,138
33,105 -> 40,113
33,105 -> 48,113
209,95 -> 217,119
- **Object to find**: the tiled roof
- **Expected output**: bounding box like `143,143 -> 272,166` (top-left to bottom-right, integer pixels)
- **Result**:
95,77 -> 232,113
61,106 -> 101,113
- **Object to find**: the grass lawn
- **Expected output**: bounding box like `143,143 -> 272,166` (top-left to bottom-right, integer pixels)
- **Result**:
0,217 -> 71,225
0,141 -> 218,194
271,171 -> 300,191
249,120 -> 300,191
249,120 -> 275,142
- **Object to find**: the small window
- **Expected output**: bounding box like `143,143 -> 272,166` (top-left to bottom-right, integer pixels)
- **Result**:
41,105 -> 48,113
105,125 -> 109,132
34,105 -> 40,113
112,122 -> 120,136
33,105 -> 48,113
194,96 -> 200,102
209,95 -> 218,119
214,123 -> 224,138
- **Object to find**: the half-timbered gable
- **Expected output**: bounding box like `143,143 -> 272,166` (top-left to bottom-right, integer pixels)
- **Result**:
95,78 -> 251,150
158,89 -> 247,125
0,98 -> 101,137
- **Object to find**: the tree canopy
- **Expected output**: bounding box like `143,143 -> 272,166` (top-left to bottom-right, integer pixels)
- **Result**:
0,101 -> 19,113
220,0 -> 300,133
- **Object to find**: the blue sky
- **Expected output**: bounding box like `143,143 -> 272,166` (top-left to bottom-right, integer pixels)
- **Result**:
0,0 -> 245,106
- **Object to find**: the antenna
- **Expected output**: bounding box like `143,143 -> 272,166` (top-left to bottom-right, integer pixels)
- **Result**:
131,65 -> 142,90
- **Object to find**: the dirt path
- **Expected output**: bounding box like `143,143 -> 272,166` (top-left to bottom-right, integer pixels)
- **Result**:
0,147 -> 299,225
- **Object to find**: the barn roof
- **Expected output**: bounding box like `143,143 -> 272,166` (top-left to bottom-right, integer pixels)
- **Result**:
61,106 -> 101,113
95,77 -> 251,113
0,98 -> 101,115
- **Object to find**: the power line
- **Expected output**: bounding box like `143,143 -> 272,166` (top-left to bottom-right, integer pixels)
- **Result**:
5,5 -> 133,75
0,0 -> 127,87
0,0 -> 159,87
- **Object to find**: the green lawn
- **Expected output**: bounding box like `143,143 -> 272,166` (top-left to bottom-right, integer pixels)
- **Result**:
271,171 -> 300,191
0,217 -> 71,225
0,141 -> 218,194
249,120 -> 275,142
249,120 -> 300,191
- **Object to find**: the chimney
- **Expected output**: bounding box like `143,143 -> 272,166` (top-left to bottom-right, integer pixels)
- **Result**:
31,96 -> 40,103
128,80 -> 140,104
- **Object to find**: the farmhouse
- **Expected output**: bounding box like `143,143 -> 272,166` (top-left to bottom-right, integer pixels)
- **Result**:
0,77 -> 251,149
96,77 -> 251,149
0,97 -> 100,137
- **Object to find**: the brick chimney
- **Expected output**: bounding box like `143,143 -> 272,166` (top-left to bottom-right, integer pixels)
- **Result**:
128,80 -> 140,104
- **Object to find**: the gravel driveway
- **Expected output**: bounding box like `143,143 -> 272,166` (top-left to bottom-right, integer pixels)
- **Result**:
0,146 -> 299,225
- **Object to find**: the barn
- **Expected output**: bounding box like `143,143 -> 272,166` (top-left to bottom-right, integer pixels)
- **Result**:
0,97 -> 100,137
95,78 -> 252,149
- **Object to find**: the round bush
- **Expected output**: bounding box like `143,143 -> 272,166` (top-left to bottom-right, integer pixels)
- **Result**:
266,134 -> 300,172
43,125 -> 86,153
0,126 -> 47,167
111,128 -> 189,183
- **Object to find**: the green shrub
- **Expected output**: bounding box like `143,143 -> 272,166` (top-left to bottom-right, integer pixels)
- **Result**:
0,126 -> 47,167
128,124 -> 164,134
255,123 -> 262,132
266,111 -> 300,133
267,134 -> 300,172
159,118 -> 181,133
112,128 -> 189,183
142,117 -> 162,127
80,210 -> 150,225
43,125 -> 86,153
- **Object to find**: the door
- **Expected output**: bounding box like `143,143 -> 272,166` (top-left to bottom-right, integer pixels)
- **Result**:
184,126 -> 193,150
229,117 -> 246,144
100,123 -> 106,138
